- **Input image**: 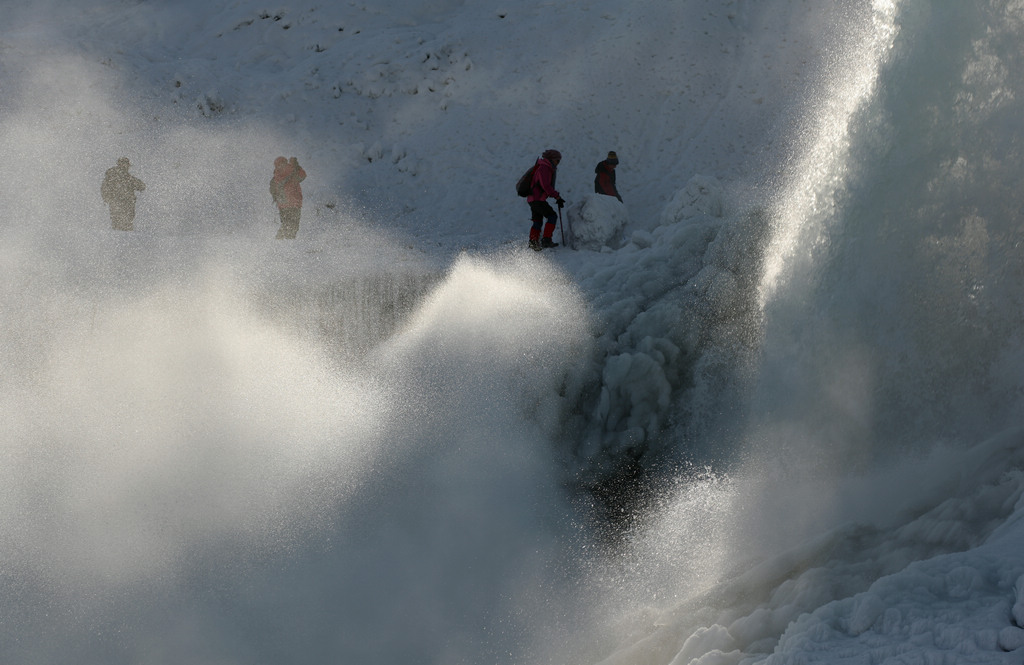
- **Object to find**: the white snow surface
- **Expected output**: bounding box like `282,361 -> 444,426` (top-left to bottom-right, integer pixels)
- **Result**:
4,1 -> 1024,664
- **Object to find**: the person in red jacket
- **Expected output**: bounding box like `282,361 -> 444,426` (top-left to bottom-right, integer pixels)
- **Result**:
594,150 -> 622,202
269,156 -> 306,239
527,148 -> 565,250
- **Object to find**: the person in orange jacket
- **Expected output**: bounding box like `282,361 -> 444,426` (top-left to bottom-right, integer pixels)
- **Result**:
526,148 -> 565,250
269,156 -> 306,239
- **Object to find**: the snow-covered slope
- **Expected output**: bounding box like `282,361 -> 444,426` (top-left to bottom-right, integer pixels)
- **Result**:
2,0 -> 832,242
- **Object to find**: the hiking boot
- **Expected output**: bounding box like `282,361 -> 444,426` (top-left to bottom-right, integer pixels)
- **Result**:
529,238 -> 542,251
540,238 -> 559,249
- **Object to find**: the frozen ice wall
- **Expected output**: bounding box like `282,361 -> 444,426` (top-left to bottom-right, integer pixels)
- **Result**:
544,2 -> 1024,663
753,0 -> 1024,461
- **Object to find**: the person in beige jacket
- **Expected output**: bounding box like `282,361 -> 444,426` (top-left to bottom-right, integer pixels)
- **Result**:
101,157 -> 146,231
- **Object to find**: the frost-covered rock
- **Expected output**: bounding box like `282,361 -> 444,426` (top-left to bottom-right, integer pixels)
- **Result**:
660,174 -> 725,226
566,193 -> 629,251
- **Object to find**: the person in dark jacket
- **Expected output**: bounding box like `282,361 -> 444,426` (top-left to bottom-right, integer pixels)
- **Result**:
594,150 -> 622,202
527,148 -> 565,250
100,157 -> 146,231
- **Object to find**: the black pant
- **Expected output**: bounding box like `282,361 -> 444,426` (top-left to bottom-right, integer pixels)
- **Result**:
528,200 -> 557,229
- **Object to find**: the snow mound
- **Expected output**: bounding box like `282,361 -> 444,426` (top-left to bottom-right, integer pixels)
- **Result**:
566,193 -> 630,251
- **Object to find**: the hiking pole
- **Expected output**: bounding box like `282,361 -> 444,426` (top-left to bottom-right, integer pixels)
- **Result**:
558,201 -> 565,247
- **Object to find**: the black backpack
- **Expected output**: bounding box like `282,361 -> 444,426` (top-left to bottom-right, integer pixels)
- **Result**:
515,164 -> 537,197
